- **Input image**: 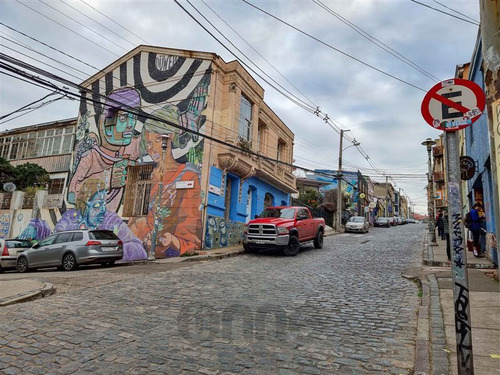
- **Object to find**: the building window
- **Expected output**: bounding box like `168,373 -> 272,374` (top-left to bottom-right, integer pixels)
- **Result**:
238,94 -> 252,141
123,165 -> 154,217
257,124 -> 266,153
277,139 -> 286,161
264,193 -> 274,209
48,178 -> 65,194
0,126 -> 75,161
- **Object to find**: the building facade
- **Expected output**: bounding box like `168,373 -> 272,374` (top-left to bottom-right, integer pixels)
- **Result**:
0,46 -> 297,259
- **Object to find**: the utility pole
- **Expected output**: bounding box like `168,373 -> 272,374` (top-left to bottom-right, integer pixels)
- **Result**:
336,129 -> 344,233
385,174 -> 388,217
479,0 -> 500,266
422,138 -> 437,245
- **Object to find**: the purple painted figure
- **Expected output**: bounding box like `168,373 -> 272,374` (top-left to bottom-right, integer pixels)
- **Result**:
55,178 -> 146,262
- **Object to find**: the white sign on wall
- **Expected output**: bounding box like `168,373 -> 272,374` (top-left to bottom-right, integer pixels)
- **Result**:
209,184 -> 221,195
176,180 -> 195,189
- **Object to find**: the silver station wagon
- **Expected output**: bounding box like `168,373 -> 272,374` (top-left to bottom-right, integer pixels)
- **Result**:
16,230 -> 123,272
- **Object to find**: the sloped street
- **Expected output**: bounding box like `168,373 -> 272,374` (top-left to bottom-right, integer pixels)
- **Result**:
0,224 -> 423,375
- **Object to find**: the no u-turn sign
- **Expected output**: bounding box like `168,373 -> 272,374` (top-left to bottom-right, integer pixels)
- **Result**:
421,78 -> 485,132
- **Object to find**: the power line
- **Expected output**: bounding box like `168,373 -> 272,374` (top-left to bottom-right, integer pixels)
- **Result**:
201,0 -> 317,109
312,0 -> 440,82
410,0 -> 480,26
80,0 -> 150,45
0,52 -> 419,204
242,0 -> 428,92
59,0 -> 137,48
38,0 -> 129,53
432,0 -> 479,23
15,0 -> 120,57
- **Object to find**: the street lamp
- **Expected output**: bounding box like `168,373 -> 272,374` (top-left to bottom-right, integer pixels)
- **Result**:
149,134 -> 170,260
421,137 -> 437,246
336,129 -> 360,232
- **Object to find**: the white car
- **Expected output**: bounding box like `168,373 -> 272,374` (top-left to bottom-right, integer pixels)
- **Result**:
345,216 -> 369,233
0,238 -> 33,272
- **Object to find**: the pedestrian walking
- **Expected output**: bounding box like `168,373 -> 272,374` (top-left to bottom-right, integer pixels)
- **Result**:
436,212 -> 445,240
468,202 -> 485,257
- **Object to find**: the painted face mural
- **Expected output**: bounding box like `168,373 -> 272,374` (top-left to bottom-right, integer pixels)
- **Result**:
65,51 -> 211,258
56,178 -> 147,262
85,190 -> 107,229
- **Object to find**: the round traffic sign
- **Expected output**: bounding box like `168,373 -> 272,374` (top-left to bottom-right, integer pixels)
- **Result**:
421,78 -> 485,132
460,156 -> 476,181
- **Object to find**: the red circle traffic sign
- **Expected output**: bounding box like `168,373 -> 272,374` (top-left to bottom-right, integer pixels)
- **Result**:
421,78 -> 485,132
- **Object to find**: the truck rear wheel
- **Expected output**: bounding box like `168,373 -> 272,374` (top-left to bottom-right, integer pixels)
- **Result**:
283,235 -> 300,256
313,230 -> 324,249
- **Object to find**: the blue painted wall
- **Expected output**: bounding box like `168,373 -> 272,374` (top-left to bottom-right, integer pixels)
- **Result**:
465,38 -> 497,265
206,166 -> 291,224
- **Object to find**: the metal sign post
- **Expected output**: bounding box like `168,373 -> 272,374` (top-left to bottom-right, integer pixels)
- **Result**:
445,131 -> 474,373
421,78 -> 486,375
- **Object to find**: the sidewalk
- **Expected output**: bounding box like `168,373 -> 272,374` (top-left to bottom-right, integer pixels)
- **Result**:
421,233 -> 500,375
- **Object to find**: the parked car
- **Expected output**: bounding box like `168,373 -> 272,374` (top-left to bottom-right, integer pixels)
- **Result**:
16,230 -> 123,273
0,238 -> 33,272
375,217 -> 391,227
345,216 -> 369,233
243,206 -> 325,256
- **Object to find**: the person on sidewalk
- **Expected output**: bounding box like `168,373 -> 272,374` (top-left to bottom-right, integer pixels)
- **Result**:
436,212 -> 445,240
469,202 -> 485,258
442,210 -> 451,261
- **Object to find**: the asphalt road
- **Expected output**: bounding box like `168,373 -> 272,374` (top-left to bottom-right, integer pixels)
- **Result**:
0,224 -> 425,375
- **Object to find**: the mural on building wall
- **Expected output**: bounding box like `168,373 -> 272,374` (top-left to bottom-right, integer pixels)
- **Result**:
56,178 -> 147,261
0,213 -> 10,239
63,51 -> 211,259
204,215 -> 245,249
18,219 -> 52,241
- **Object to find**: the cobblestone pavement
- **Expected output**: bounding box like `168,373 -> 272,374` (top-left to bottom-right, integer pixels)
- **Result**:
0,224 -> 424,375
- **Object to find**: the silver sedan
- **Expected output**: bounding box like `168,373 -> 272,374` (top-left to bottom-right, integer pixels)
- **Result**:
16,229 -> 123,272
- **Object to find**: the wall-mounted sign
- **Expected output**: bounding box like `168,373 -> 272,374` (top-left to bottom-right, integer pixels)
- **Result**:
460,156 -> 476,181
176,180 -> 195,189
209,184 -> 221,195
421,78 -> 485,132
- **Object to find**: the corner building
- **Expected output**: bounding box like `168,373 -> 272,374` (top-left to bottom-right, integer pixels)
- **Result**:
69,45 -> 296,259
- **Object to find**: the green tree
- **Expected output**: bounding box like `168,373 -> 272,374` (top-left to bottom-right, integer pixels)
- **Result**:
13,163 -> 50,190
298,188 -> 322,209
0,157 -> 17,189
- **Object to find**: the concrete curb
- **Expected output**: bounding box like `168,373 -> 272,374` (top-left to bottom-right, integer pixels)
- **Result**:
428,274 -> 450,375
0,282 -> 54,307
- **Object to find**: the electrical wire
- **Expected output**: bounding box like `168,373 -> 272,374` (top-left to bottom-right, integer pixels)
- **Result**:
432,0 -> 479,23
15,0 -> 121,57
312,0 -> 440,82
410,0 -> 480,26
241,0 -> 428,92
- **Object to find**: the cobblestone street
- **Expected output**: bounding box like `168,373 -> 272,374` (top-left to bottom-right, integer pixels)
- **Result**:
0,224 -> 424,375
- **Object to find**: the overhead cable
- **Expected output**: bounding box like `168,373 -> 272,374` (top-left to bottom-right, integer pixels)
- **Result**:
241,0 -> 428,92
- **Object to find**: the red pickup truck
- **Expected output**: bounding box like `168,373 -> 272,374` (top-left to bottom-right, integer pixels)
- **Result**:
243,206 -> 326,256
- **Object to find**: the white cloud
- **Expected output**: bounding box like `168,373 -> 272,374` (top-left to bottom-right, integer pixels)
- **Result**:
0,0 -> 481,213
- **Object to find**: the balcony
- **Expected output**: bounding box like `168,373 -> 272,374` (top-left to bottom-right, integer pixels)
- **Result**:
433,145 -> 444,157
216,126 -> 296,194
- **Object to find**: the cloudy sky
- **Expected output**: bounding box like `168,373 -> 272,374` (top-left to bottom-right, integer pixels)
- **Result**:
0,0 -> 482,213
